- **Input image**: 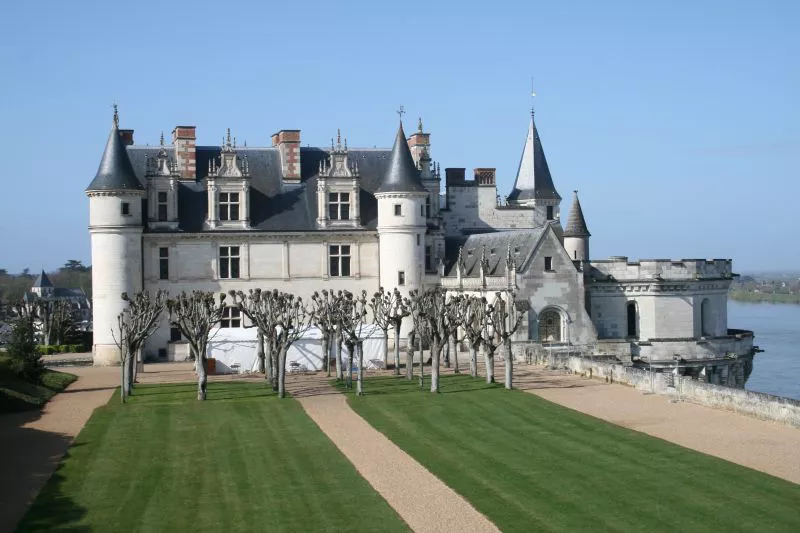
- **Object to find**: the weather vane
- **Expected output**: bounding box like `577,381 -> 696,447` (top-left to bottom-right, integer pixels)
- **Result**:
397,105 -> 405,121
530,77 -> 536,115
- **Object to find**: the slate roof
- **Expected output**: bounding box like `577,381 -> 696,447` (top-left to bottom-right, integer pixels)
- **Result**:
444,228 -> 547,277
563,191 -> 590,237
86,125 -> 145,192
507,112 -> 560,202
374,123 -> 427,194
32,270 -> 53,288
126,145 -> 397,233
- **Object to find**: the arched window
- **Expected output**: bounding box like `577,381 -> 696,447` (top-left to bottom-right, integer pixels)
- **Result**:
701,298 -> 711,336
538,309 -> 562,343
626,301 -> 638,338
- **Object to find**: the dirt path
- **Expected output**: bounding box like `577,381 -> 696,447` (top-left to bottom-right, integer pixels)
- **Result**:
0,365 -> 118,532
511,364 -> 800,484
290,375 -> 500,533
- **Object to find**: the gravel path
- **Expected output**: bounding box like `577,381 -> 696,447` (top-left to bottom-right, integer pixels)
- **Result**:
290,376 -> 500,533
0,365 -> 118,532
512,364 -> 800,484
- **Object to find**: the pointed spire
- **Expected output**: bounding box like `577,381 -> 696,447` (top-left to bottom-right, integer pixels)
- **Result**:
160,131 -> 165,146
563,190 -> 591,237
375,121 -> 426,194
507,111 -> 560,203
32,269 -> 53,288
85,108 -> 144,192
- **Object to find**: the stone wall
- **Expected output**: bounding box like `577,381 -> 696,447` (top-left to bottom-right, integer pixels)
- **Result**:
519,348 -> 800,427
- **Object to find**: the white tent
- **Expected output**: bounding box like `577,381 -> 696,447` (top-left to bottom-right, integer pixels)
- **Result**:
206,324 -> 386,374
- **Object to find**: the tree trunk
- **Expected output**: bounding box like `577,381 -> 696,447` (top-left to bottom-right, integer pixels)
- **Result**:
452,335 -> 459,374
431,338 -> 440,393
504,339 -> 513,389
443,338 -> 450,368
264,337 -> 274,386
125,350 -> 135,396
277,346 -> 287,399
394,327 -> 402,376
346,342 -> 354,389
257,331 -> 265,374
120,346 -> 128,403
196,347 -> 208,401
484,345 -> 495,384
323,333 -> 331,378
335,333 -> 343,381
357,341 -> 365,396
469,343 -> 478,378
271,340 -> 279,391
418,336 -> 424,389
382,331 -> 389,368
406,333 -> 414,381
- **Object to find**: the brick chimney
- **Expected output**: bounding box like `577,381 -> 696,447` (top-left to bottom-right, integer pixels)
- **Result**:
271,129 -> 301,183
474,168 -> 496,187
172,126 -> 196,180
118,129 -> 134,146
407,120 -> 430,166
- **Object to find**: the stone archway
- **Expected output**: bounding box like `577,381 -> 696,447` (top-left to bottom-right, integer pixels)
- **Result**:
538,309 -> 562,343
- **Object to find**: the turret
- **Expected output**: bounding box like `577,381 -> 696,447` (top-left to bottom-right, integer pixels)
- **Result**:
375,120 -> 427,311
507,110 -> 561,222
563,190 -> 590,261
85,107 -> 145,366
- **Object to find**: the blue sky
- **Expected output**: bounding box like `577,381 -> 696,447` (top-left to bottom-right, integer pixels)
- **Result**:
0,0 -> 797,273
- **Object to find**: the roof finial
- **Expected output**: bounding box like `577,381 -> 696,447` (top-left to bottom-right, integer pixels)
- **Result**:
226,128 -> 231,146
397,105 -> 405,124
112,104 -> 119,128
417,117 -> 423,132
337,128 -> 341,147
160,131 -> 164,146
530,77 -> 537,116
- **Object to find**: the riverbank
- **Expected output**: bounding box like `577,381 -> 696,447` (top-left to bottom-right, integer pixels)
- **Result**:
729,290 -> 800,304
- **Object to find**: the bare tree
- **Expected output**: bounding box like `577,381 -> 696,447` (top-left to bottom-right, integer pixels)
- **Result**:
230,289 -> 280,389
416,288 -> 448,393
443,294 -> 465,374
490,292 -> 529,389
370,287 -> 410,375
458,296 -> 489,378
312,290 -> 339,377
167,291 -> 227,400
369,287 -> 391,369
272,292 -> 313,398
339,290 -> 369,395
407,290 -> 427,387
111,291 -> 167,402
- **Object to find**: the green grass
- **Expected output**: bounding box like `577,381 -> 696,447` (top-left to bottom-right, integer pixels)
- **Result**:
0,363 -> 77,413
18,381 -> 409,533
344,374 -> 800,533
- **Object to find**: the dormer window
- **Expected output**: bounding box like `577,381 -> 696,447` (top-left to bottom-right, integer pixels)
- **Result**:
546,206 -> 554,220
157,192 -> 168,221
219,192 -> 240,221
328,192 -> 350,221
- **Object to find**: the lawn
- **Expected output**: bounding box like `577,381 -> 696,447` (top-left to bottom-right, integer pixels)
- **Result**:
18,381 -> 409,533
345,374 -> 800,533
0,364 -> 77,413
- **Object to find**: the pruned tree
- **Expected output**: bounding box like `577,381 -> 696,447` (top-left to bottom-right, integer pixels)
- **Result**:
339,290 -> 369,395
230,289 -> 279,388
491,292 -> 529,389
111,290 -> 167,402
312,289 -> 340,378
459,295 -> 489,378
370,287 -> 410,374
443,294 -> 465,374
167,291 -> 227,400
416,288 -> 448,393
272,292 -> 313,398
407,290 -> 427,386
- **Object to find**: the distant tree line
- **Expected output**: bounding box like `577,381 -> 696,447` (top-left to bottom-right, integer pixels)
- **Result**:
0,260 -> 92,306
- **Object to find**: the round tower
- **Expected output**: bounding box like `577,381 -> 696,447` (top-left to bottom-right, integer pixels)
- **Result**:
85,108 -> 146,366
563,190 -> 590,261
375,121 -> 427,327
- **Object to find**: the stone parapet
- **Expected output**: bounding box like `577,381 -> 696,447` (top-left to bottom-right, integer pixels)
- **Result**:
590,258 -> 733,281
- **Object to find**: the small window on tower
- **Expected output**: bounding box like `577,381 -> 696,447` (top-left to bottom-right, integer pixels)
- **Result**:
159,247 -> 169,280
157,191 -> 168,221
398,271 -> 405,286
394,204 -> 402,216
121,202 -> 130,216
544,256 -> 553,271
546,206 -> 554,220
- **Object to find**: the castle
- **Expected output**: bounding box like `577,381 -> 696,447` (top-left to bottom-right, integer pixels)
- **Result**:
86,107 -> 755,387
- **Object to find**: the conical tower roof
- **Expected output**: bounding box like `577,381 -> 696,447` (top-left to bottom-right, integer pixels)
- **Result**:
563,191 -> 590,237
507,111 -> 560,202
86,111 -> 143,193
32,269 -> 53,288
375,122 -> 427,194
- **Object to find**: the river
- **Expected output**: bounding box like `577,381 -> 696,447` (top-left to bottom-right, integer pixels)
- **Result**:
728,300 -> 800,401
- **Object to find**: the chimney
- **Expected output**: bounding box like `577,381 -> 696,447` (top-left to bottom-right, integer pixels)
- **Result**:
407,127 -> 430,166
272,129 -> 301,183
474,168 -> 496,187
118,129 -> 134,146
172,126 -> 196,180
445,168 -> 466,186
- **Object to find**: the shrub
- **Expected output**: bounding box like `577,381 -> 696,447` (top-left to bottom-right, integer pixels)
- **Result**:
7,318 -> 44,382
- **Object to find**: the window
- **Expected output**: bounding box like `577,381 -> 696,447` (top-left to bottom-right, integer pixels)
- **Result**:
425,246 -> 432,271
159,247 -> 169,280
538,309 -> 562,343
626,301 -> 638,338
157,191 -> 168,221
544,256 -> 553,271
219,192 -> 240,221
546,205 -> 554,220
417,234 -> 421,246
328,192 -> 350,221
425,196 -> 431,218
329,245 -> 351,277
170,327 -> 182,342
398,271 -> 405,286
219,246 -> 240,279
121,202 -> 130,216
701,298 -> 711,336
220,307 -> 241,328
394,204 -> 402,216
421,204 -> 425,216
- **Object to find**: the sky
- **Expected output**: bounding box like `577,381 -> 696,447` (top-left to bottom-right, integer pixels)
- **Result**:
0,0 -> 797,274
